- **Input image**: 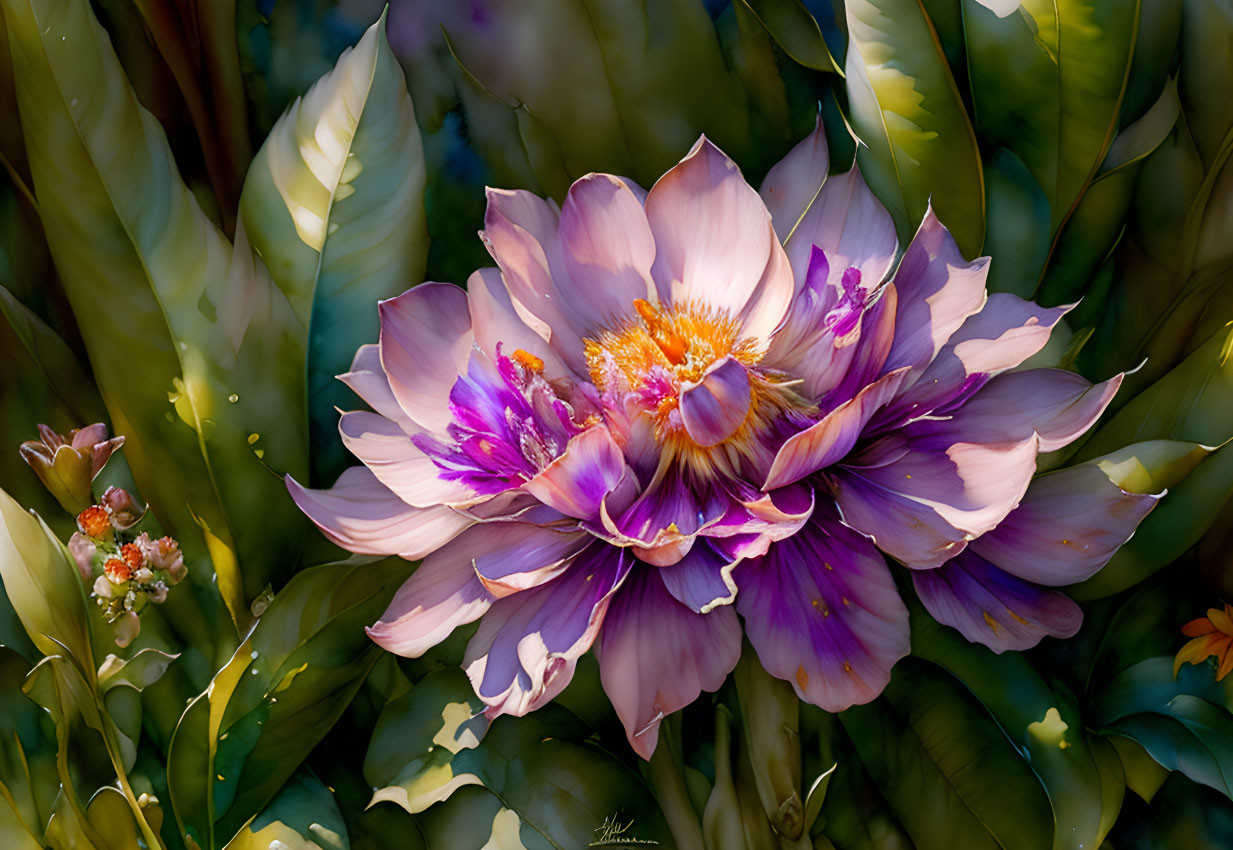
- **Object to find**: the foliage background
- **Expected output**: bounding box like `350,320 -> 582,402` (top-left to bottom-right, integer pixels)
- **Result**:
0,0 -> 1232,848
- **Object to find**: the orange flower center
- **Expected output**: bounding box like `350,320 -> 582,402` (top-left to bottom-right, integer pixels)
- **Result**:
77,505 -> 112,538
104,557 -> 132,583
120,543 -> 144,570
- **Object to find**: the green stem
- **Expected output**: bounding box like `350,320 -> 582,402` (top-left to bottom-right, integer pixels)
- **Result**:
101,720 -> 166,849
645,714 -> 705,850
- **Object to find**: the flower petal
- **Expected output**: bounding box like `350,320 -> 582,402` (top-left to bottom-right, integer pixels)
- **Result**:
765,367 -> 910,489
472,523 -> 592,597
598,568 -> 741,759
646,137 -> 782,326
339,410 -> 476,508
339,344 -> 416,432
970,463 -> 1160,585
912,550 -> 1082,652
378,283 -> 474,433
464,543 -> 630,717
467,267 -> 569,380
736,511 -> 909,711
287,466 -> 472,558
522,426 -> 630,521
658,540 -> 739,613
759,114 -> 830,242
367,529 -> 496,657
883,207 -> 988,375
680,356 -> 753,447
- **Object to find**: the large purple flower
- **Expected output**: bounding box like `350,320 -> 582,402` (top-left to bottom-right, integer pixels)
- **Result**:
289,119 -> 1154,757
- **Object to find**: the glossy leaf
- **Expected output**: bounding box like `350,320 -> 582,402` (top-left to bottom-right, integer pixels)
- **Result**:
166,557 -> 408,848
962,0 -> 1140,230
239,14 -> 428,482
0,648 -> 55,845
983,148 -> 1052,297
224,771 -> 348,850
738,0 -> 840,73
3,0 -> 310,623
845,0 -> 985,256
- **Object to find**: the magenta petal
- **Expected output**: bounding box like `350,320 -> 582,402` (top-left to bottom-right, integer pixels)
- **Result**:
379,283 -> 474,433
913,551 -> 1082,653
464,543 -> 630,717
658,540 -> 739,613
522,426 -> 630,521
736,511 -> 909,711
759,114 -> 830,242
339,344 -> 416,432
831,432 -> 1039,568
970,463 -> 1160,585
339,410 -> 475,508
646,137 -> 781,323
598,568 -> 741,759
472,524 -> 591,597
949,368 -> 1121,453
766,367 -> 910,489
557,173 -> 657,320
287,467 -> 472,558
368,528 -> 496,656
883,207 -> 989,375
680,356 -> 753,447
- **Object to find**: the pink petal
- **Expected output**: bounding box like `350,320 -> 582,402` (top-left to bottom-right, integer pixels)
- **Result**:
467,267 -> 569,380
471,523 -> 591,597
883,207 -> 988,375
598,568 -> 741,759
556,173 -> 657,322
831,432 -> 1040,568
339,344 -> 416,432
970,463 -> 1160,586
367,527 -> 496,657
646,137 -> 785,330
522,426 -> 630,521
680,356 -> 753,447
338,410 -> 475,508
759,114 -> 830,242
378,283 -> 474,433
736,510 -> 909,711
765,367 -> 910,490
464,544 -> 630,718
913,551 -> 1082,652
286,466 -> 472,558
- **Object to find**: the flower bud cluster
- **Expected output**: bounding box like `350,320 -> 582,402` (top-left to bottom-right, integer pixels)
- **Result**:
69,486 -> 186,647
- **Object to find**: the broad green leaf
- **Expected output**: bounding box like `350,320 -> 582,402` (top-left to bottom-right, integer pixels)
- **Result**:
3,0 -> 310,623
166,558 -> 408,849
1119,0 -> 1181,126
737,0 -> 840,73
983,148 -> 1052,297
910,611 -> 1115,850
83,787 -> 138,850
962,0 -> 1140,231
0,648 -> 55,844
1108,735 -> 1170,803
844,0 -> 985,257
96,649 -> 179,694
0,486 -> 92,667
239,14 -> 427,483
839,660 -> 1053,850
0,789 -> 41,850
224,771 -> 348,850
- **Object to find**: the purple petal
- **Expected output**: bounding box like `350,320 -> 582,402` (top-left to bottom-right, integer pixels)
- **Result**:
339,344 -> 417,432
472,523 -> 591,597
557,173 -> 657,321
759,114 -> 830,242
339,410 -> 477,508
736,509 -> 909,711
680,356 -> 753,447
464,543 -> 630,717
658,540 -> 739,613
883,207 -> 989,375
286,467 -> 472,559
378,283 -> 475,433
522,426 -> 630,521
646,137 -> 789,333
765,368 -> 910,490
913,550 -> 1082,652
605,467 -> 727,557
830,430 -> 1039,568
598,568 -> 741,759
368,527 -> 496,656
814,281 -> 898,404
970,463 -> 1160,585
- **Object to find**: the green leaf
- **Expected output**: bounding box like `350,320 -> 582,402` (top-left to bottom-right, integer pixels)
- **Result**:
83,787 -> 138,850
0,485 -> 92,667
239,13 -> 428,483
0,647 -> 55,845
844,0 -> 985,257
839,659 -> 1053,850
3,0 -> 311,624
737,0 -> 840,73
962,0 -> 1140,231
1108,735 -> 1170,803
96,649 -> 179,694
165,557 -> 408,849
910,610 -> 1117,850
983,148 -> 1053,298
224,771 -> 348,850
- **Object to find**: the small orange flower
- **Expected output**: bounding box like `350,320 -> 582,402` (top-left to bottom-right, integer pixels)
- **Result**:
1174,603 -> 1233,680
103,557 -> 132,584
119,543 -> 143,571
77,505 -> 112,539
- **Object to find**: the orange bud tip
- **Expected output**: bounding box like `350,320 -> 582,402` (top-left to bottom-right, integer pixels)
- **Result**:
77,505 -> 111,538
